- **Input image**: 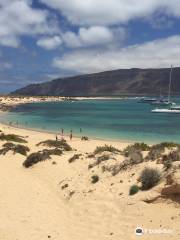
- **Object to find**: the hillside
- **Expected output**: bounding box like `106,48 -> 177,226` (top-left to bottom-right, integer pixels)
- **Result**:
12,67 -> 180,96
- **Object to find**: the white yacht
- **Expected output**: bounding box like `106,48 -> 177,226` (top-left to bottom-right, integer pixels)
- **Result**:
151,66 -> 178,113
152,108 -> 180,113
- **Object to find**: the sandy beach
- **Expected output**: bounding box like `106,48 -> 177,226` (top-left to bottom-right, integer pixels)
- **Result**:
0,122 -> 179,240
0,96 -> 125,110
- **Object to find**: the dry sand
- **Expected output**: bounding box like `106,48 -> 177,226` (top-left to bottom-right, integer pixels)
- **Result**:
0,123 -> 179,240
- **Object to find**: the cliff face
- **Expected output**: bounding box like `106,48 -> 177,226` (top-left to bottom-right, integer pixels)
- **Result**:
12,67 -> 180,96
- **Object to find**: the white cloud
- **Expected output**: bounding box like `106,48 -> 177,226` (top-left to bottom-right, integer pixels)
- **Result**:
40,0 -> 180,26
0,0 -> 59,47
63,26 -> 115,48
53,35 -> 180,73
37,36 -> 62,49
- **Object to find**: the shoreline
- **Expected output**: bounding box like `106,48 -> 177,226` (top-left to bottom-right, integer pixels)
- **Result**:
0,121 -> 133,145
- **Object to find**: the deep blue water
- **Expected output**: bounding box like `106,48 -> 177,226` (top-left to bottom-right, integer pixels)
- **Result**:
1,98 -> 180,143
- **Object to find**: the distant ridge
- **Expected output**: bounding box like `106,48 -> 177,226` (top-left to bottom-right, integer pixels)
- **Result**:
12,67 -> 180,96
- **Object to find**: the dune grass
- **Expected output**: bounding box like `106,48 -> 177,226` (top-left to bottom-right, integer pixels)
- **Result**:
23,148 -> 62,168
123,142 -> 150,156
37,139 -> 72,151
0,133 -> 27,143
0,142 -> 30,156
94,145 -> 120,155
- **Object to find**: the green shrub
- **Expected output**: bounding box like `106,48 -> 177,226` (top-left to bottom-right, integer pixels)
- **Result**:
14,144 -> 30,156
94,145 -> 120,154
0,142 -> 30,156
37,139 -> 72,151
0,133 -> 27,143
91,175 -> 99,184
157,142 -> 179,149
140,168 -> 161,190
146,145 -> 164,161
129,151 -> 143,164
88,154 -> 110,169
102,152 -> 143,176
23,148 -> 62,168
124,143 -> 150,156
129,185 -> 139,195
23,152 -> 50,168
146,142 -> 179,161
3,142 -> 14,148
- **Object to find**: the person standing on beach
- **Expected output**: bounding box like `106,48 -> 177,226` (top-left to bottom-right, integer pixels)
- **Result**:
61,128 -> 64,135
56,135 -> 58,141
61,128 -> 64,140
70,130 -> 72,141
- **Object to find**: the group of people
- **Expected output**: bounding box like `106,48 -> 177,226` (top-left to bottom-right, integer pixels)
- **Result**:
56,128 -> 82,141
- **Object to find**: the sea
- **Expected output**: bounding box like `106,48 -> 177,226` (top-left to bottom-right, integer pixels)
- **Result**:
1,98 -> 180,143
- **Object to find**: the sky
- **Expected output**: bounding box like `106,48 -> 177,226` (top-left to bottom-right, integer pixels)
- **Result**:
1,0 -> 180,92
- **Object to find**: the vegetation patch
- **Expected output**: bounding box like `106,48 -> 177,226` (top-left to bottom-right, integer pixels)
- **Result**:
37,139 -> 72,151
145,142 -> 179,161
129,185 -> 139,195
94,145 -> 120,155
0,133 -> 27,143
139,167 -> 161,190
123,142 -> 150,156
88,154 -> 110,169
102,151 -> 143,176
155,142 -> 179,149
128,151 -> 143,164
23,148 -> 62,168
0,142 -> 30,156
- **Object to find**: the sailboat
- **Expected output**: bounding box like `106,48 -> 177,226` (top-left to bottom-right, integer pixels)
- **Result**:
151,82 -> 174,106
151,66 -> 180,113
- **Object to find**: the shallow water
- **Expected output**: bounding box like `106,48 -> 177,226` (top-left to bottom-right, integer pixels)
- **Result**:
1,98 -> 180,143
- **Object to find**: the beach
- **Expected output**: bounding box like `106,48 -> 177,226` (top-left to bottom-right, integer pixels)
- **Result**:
0,122 -> 180,240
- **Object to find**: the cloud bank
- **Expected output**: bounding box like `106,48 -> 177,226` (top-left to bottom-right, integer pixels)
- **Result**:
53,35 -> 180,73
40,0 -> 180,26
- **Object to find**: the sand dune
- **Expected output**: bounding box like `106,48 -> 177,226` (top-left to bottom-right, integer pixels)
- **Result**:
0,123 -> 179,240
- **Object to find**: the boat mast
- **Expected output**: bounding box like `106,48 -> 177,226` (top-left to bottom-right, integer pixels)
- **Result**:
168,65 -> 173,102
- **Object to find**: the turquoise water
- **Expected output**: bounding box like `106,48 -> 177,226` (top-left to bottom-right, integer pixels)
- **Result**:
1,98 -> 180,143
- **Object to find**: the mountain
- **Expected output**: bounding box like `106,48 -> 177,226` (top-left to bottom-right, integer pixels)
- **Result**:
12,67 -> 180,96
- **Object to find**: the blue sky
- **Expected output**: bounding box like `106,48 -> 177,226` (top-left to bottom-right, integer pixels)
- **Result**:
1,0 -> 180,92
